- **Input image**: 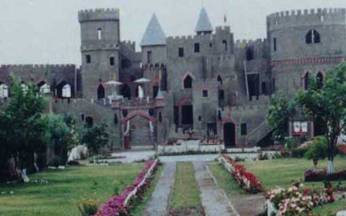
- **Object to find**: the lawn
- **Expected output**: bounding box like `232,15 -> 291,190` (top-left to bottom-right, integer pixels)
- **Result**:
242,156 -> 346,190
0,164 -> 143,216
169,162 -> 203,215
313,199 -> 346,216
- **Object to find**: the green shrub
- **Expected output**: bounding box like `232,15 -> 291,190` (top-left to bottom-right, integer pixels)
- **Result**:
78,199 -> 99,216
291,147 -> 308,158
304,136 -> 328,167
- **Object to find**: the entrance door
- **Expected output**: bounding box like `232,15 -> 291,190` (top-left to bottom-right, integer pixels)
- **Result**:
224,123 -> 236,148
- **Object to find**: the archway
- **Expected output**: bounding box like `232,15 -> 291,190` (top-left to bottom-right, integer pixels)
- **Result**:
97,84 -> 105,99
224,122 -> 236,148
183,75 -> 193,89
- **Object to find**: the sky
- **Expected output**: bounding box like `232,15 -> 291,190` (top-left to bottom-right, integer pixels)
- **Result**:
0,0 -> 346,65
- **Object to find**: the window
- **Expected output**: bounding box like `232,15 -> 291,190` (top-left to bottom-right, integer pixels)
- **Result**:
178,47 -> 184,57
217,75 -> 223,85
198,116 -> 202,121
316,72 -> 324,89
306,29 -> 320,44
241,123 -> 247,136
81,114 -> 85,121
304,72 -> 310,90
85,116 -> 93,128
272,79 -> 276,92
86,55 -> 91,64
183,75 -> 193,89
194,43 -> 200,53
110,57 -> 115,66
62,84 -> 72,98
40,83 -> 50,94
159,112 -> 162,122
97,28 -> 102,40
202,89 -> 208,97
97,84 -> 105,99
273,38 -> 277,52
222,40 -> 228,51
261,82 -> 267,95
0,84 -> 9,98
246,47 -> 254,61
147,51 -> 152,64
114,114 -> 118,125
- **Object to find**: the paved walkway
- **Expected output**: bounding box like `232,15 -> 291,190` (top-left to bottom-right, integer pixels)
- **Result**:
193,161 -> 239,216
143,162 -> 176,216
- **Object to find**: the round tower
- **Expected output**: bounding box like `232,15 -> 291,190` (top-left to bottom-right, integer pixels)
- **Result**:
78,8 -> 120,99
267,8 -> 346,96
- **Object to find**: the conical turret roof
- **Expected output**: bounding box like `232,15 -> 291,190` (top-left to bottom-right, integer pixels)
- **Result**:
195,8 -> 213,34
141,14 -> 166,47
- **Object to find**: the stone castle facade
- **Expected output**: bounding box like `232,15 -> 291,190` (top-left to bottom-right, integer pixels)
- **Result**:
1,7 -> 346,149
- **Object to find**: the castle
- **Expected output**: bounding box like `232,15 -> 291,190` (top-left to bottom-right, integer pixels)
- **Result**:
1,7 -> 345,150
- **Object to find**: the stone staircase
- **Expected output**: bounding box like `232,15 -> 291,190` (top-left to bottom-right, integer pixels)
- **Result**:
247,121 -> 272,146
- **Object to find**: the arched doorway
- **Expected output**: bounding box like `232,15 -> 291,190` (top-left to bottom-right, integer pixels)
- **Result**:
97,84 -> 105,99
120,84 -> 131,99
224,122 -> 236,148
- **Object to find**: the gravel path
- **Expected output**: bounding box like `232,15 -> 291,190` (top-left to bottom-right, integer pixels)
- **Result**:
193,161 -> 239,216
143,162 -> 176,216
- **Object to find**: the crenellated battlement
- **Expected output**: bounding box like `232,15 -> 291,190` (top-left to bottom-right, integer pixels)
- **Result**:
267,8 -> 346,30
78,8 -> 119,23
121,40 -> 136,50
215,26 -> 231,32
235,38 -> 267,48
0,64 -> 76,71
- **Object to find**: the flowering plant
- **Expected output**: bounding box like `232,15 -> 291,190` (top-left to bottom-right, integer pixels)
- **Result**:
95,160 -> 158,216
219,154 -> 263,193
266,182 -> 334,216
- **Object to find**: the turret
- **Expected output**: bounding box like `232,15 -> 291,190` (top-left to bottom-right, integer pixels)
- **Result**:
195,8 -> 213,35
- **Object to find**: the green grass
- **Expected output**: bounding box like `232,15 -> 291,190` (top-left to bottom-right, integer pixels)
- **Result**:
0,164 -> 143,216
313,198 -> 346,216
208,162 -> 245,198
242,156 -> 346,190
169,162 -> 202,213
130,165 -> 163,216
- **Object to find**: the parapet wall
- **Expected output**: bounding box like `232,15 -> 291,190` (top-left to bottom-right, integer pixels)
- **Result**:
78,8 -> 120,22
0,64 -> 76,70
235,38 -> 267,49
267,8 -> 346,31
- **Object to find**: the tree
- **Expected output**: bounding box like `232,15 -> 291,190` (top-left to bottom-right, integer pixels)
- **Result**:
296,63 -> 346,174
267,93 -> 297,143
304,136 -> 328,168
0,79 -> 46,180
82,123 -> 109,155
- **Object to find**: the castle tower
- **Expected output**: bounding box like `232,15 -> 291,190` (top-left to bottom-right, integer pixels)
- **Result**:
140,14 -> 167,64
195,8 -> 213,35
78,9 -> 120,99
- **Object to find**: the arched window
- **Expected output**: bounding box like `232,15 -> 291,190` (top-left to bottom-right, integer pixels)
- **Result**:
97,28 -> 102,40
38,81 -> 50,94
97,84 -> 105,99
316,72 -> 324,89
85,116 -> 93,128
62,84 -> 72,98
246,47 -> 254,61
306,29 -> 320,44
217,75 -> 223,85
0,83 -> 9,98
183,75 -> 193,89
304,72 -> 310,90
222,40 -> 228,51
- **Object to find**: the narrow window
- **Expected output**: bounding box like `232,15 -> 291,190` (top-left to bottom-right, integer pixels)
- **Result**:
316,72 -> 324,89
97,84 -> 105,99
159,112 -> 163,122
86,55 -> 91,64
147,51 -> 152,64
0,84 -> 9,98
97,28 -> 102,40
198,116 -> 202,121
304,72 -> 310,90
306,29 -> 321,44
110,57 -> 115,66
273,38 -> 277,52
272,79 -> 276,92
114,114 -> 118,125
183,75 -> 193,89
85,116 -> 93,128
217,75 -> 223,85
241,123 -> 247,136
202,89 -> 208,97
178,47 -> 184,57
194,43 -> 200,53
222,40 -> 228,51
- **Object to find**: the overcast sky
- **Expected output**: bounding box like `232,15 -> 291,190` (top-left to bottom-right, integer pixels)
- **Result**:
1,0 -> 346,65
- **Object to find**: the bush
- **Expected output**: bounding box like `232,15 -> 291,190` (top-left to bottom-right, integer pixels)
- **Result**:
291,147 -> 308,158
78,199 -> 99,216
304,136 -> 328,167
47,156 -> 62,167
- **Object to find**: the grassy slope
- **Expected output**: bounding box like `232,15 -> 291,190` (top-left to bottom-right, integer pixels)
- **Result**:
169,162 -> 202,213
0,164 -> 143,216
242,156 -> 346,190
313,199 -> 346,216
130,165 -> 163,216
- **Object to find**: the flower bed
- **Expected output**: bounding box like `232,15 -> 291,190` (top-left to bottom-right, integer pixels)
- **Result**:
304,169 -> 346,182
266,183 -> 334,216
95,159 -> 158,216
218,154 -> 263,193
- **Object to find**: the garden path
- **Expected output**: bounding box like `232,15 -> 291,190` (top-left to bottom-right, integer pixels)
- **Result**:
193,161 -> 239,216
143,162 -> 176,216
